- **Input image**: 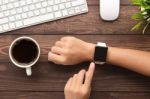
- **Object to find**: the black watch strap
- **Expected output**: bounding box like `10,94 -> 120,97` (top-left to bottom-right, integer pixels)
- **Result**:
94,42 -> 108,65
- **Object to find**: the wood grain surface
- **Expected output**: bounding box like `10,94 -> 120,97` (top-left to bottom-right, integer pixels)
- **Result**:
0,0 -> 150,98
1,92 -> 150,99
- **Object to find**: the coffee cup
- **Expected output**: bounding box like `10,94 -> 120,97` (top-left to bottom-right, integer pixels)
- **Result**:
9,36 -> 40,76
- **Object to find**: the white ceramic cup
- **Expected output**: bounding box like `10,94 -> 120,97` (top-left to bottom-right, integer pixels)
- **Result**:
9,37 -> 40,76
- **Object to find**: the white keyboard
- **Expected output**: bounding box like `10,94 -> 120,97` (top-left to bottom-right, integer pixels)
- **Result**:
0,0 -> 88,33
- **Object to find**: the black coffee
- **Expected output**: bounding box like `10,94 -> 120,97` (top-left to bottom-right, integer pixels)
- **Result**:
12,39 -> 38,64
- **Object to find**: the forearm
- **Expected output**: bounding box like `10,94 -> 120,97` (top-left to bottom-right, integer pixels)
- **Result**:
49,36 -> 150,77
106,47 -> 150,76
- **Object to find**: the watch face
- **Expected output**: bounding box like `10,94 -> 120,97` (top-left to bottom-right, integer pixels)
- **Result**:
94,46 -> 108,62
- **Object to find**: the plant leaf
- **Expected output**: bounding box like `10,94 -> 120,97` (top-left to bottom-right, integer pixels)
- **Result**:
131,21 -> 144,31
130,0 -> 143,5
131,12 -> 144,20
142,21 -> 150,34
130,0 -> 150,34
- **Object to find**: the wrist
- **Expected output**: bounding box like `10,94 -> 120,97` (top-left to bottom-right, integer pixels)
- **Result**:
106,47 -> 114,64
84,43 -> 95,61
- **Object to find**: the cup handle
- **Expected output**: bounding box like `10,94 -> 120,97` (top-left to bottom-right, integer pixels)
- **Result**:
26,67 -> 32,76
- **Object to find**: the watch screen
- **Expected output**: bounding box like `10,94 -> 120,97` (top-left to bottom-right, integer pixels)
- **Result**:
94,46 -> 108,62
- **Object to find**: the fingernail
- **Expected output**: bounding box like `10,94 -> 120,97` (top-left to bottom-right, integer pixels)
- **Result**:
90,62 -> 95,67
89,62 -> 95,69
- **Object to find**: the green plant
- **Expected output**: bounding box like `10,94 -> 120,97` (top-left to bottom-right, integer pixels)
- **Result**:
130,0 -> 150,34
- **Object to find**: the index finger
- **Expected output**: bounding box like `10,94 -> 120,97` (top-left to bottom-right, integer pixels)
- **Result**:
84,62 -> 95,87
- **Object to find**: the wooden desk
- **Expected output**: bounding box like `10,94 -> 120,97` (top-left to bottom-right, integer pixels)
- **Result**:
0,0 -> 150,98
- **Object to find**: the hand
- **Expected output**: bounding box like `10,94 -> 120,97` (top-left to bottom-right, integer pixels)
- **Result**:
64,62 -> 95,99
48,36 -> 95,65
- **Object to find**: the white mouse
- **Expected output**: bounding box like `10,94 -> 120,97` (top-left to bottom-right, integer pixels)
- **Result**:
100,0 -> 120,21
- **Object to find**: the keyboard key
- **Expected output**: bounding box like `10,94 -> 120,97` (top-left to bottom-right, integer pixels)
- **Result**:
9,23 -> 16,29
24,13 -> 54,25
0,18 -> 9,24
72,0 -> 85,6
61,0 -> 67,3
75,7 -> 80,13
28,11 -> 34,17
3,24 -> 9,31
26,0 -> 32,4
80,5 -> 88,12
55,0 -> 60,4
22,13 -> 28,19
23,6 -> 29,12
3,0 -> 9,4
55,11 -> 62,18
16,14 -> 22,20
7,3 -> 14,9
29,5 -> 35,10
1,5 -> 7,11
17,8 -> 23,13
42,1 -> 48,7
15,21 -> 23,27
59,4 -> 65,9
47,7 -> 52,12
33,0 -> 39,3
65,2 -> 71,8
68,8 -> 75,14
34,10 -> 40,15
9,16 -> 15,21
0,12 -> 3,18
40,8 -> 47,14
35,3 -> 42,8
0,26 -> 3,32
0,1 -> 2,5
48,0 -> 54,5
20,1 -> 26,6
62,9 -> 68,16
10,9 -> 17,15
4,11 -> 10,16
53,5 -> 59,11
14,2 -> 19,8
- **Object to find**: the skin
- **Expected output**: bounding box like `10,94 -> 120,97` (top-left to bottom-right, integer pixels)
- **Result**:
48,37 -> 94,65
64,62 -> 95,99
107,47 -> 150,77
48,36 -> 150,99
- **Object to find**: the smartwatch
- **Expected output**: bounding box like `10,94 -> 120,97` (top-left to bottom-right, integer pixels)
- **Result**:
94,42 -> 108,65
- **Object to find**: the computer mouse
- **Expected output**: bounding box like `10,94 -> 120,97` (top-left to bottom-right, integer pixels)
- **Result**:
100,0 -> 120,21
